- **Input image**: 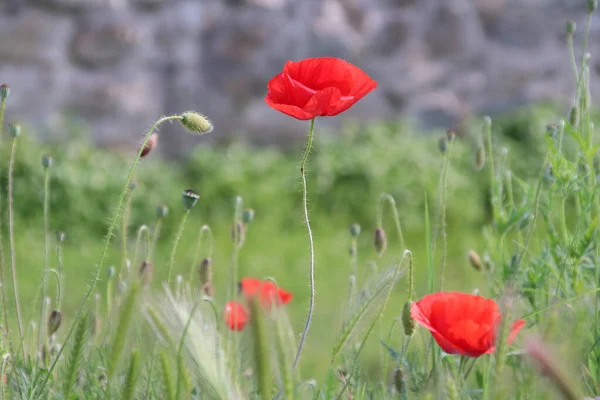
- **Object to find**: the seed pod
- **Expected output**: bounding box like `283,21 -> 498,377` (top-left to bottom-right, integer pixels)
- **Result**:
468,249 -> 483,272
401,301 -> 415,336
231,222 -> 246,247
41,154 -> 53,169
588,0 -> 597,12
156,204 -> 169,218
139,133 -> 158,158
180,112 -> 214,135
242,208 -> 255,224
8,122 -> 20,138
569,106 -> 579,126
374,228 -> 387,256
349,223 -> 361,237
182,189 -> 200,210
139,261 -> 153,286
48,310 -> 62,336
394,368 -> 405,394
0,84 -> 9,100
199,258 -> 213,285
566,20 -> 576,35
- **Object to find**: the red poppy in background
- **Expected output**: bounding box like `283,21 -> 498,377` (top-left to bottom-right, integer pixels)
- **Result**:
410,292 -> 526,357
239,278 -> 293,308
265,57 -> 377,120
223,301 -> 248,331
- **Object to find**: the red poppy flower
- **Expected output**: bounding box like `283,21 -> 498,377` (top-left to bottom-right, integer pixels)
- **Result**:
265,57 -> 378,120
410,292 -> 526,357
223,301 -> 248,331
239,278 -> 293,308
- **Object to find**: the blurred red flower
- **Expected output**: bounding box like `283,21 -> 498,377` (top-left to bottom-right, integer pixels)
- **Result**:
240,278 -> 293,308
223,301 -> 248,331
410,292 -> 526,357
265,57 -> 377,120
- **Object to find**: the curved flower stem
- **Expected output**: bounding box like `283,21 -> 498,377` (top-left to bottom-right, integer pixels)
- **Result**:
291,118 -> 316,372
38,167 -> 51,352
376,193 -> 406,249
166,210 -> 190,286
37,115 -> 183,395
8,137 -> 24,355
189,225 -> 213,283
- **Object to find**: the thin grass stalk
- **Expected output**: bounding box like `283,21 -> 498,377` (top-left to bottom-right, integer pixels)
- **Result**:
120,189 -> 134,280
377,193 -> 406,250
292,117 -> 316,371
63,314 -> 87,399
7,136 -> 23,354
159,351 -> 176,400
56,239 -> 64,310
567,25 -> 579,82
438,139 -> 453,290
107,283 -> 139,384
189,225 -> 213,282
37,167 -> 51,354
174,301 -> 200,400
149,217 -> 164,262
166,210 -> 190,286
143,345 -> 159,400
0,94 -> 8,339
122,349 -> 140,400
37,115 -> 183,396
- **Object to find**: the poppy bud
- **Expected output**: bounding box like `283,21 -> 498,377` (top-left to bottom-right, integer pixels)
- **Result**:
139,132 -> 158,158
129,179 -> 137,191
474,145 -> 486,171
438,137 -> 448,153
566,20 -> 576,35
446,129 -> 456,141
349,223 -> 361,237
48,310 -> 62,336
8,122 -> 20,138
393,368 -> 405,394
41,154 -> 53,169
569,106 -> 579,126
139,261 -> 153,286
374,228 -> 387,256
401,301 -> 415,336
55,231 -> 66,243
0,84 -> 9,100
231,222 -> 246,247
546,124 -> 557,138
468,250 -> 483,272
242,208 -> 255,224
182,189 -> 200,210
179,112 -> 214,135
199,257 -> 213,285
588,0 -> 597,12
156,204 -> 169,218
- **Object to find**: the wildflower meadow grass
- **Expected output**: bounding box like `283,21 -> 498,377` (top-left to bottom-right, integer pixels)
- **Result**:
0,3 -> 600,399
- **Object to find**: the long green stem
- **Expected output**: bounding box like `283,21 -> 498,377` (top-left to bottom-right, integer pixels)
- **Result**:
0,96 -> 9,338
8,137 -> 24,353
149,218 -> 163,262
439,139 -> 454,291
56,240 -> 64,310
291,118 -> 315,371
37,115 -> 183,395
166,210 -> 190,286
38,167 -> 51,352
132,225 -> 150,268
376,193 -> 406,249
567,32 -> 579,82
120,191 -> 134,280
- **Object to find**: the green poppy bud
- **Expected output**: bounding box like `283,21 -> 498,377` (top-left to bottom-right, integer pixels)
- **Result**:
349,223 -> 361,237
41,154 -> 53,169
242,208 -> 255,224
566,20 -> 576,35
569,106 -> 579,126
588,0 -> 597,12
156,204 -> 169,218
438,136 -> 448,153
8,122 -> 20,138
180,112 -> 213,135
0,84 -> 9,100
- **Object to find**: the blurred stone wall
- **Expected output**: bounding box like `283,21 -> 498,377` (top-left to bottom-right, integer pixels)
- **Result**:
0,0 -> 598,156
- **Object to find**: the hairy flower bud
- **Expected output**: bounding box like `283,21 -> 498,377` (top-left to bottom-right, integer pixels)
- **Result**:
0,84 -> 9,100
566,20 -> 576,35
41,154 -> 53,169
182,189 -> 200,210
139,261 -> 153,286
349,223 -> 361,237
401,301 -> 415,336
48,310 -> 62,336
8,122 -> 20,138
468,249 -> 483,272
180,112 -> 214,135
199,257 -> 213,285
394,368 -> 405,394
139,132 -> 158,158
374,228 -> 387,256
242,208 -> 255,224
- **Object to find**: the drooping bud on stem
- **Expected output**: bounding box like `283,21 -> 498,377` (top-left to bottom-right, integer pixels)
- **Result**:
468,249 -> 483,272
47,310 -> 62,336
374,228 -> 387,256
139,132 -> 158,158
179,112 -> 214,135
182,189 -> 200,210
